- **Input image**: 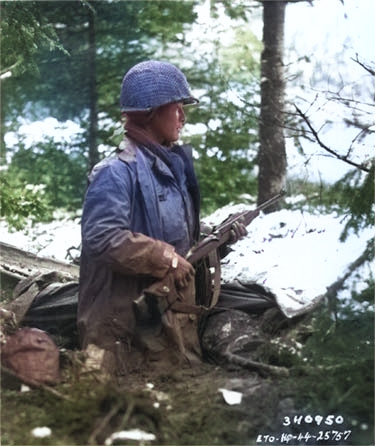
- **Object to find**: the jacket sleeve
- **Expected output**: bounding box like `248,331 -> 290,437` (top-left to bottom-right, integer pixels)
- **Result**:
81,160 -> 175,279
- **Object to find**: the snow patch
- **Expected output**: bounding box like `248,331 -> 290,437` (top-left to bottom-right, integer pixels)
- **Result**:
1,206 -> 373,317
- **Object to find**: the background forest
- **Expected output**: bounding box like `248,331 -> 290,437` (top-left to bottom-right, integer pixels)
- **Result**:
0,0 -> 374,445
1,0 -> 373,219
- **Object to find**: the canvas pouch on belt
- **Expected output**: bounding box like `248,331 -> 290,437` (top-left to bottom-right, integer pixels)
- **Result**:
130,274 -> 205,373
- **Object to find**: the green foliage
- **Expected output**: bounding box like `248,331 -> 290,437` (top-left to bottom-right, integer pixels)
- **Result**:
286,167 -> 374,238
295,307 -> 374,443
288,162 -> 375,243
2,0 -> 263,219
1,1 -> 197,123
1,137 -> 88,230
135,0 -> 198,42
0,1 -> 64,78
219,26 -> 262,81
193,149 -> 257,215
330,163 -> 375,241
350,275 -> 374,306
212,0 -> 261,21
6,139 -> 87,211
0,173 -> 52,231
182,28 -> 261,214
2,137 -> 87,230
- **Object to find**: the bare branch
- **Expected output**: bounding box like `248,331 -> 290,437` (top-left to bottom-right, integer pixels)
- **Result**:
351,54 -> 375,76
294,105 -> 371,173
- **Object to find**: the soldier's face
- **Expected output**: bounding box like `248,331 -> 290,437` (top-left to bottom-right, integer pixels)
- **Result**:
148,102 -> 185,146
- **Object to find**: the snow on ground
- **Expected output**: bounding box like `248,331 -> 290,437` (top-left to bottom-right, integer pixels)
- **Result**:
1,206 -> 373,317
204,205 -> 374,316
0,215 -> 82,263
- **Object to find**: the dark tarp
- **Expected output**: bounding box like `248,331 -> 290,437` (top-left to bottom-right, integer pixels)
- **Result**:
7,272 -> 277,350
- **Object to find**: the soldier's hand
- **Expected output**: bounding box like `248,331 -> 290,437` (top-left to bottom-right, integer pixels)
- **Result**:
170,254 -> 195,289
228,219 -> 247,244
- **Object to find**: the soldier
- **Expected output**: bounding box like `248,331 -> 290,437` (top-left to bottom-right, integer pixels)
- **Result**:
78,61 -> 202,374
77,60 -> 246,375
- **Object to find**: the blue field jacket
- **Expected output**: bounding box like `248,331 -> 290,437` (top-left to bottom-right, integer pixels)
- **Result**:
77,138 -> 200,355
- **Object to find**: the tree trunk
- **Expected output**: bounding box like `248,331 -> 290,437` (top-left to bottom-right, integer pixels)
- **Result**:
87,6 -> 99,171
257,1 -> 287,211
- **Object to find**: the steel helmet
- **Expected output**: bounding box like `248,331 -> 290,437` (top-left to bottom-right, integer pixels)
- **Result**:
120,60 -> 198,112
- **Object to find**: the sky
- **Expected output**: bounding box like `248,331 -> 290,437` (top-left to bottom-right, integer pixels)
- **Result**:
285,0 -> 374,61
284,0 -> 375,183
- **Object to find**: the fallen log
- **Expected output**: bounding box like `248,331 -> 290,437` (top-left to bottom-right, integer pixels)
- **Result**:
0,241 -> 79,282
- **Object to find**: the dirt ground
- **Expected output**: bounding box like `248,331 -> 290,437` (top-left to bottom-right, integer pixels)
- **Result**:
0,306 -> 303,445
1,294 -> 373,446
129,363 -> 291,445
2,356 -> 295,446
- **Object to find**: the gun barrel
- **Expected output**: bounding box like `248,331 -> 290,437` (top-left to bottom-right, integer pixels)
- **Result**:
257,191 -> 285,212
186,191 -> 285,265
